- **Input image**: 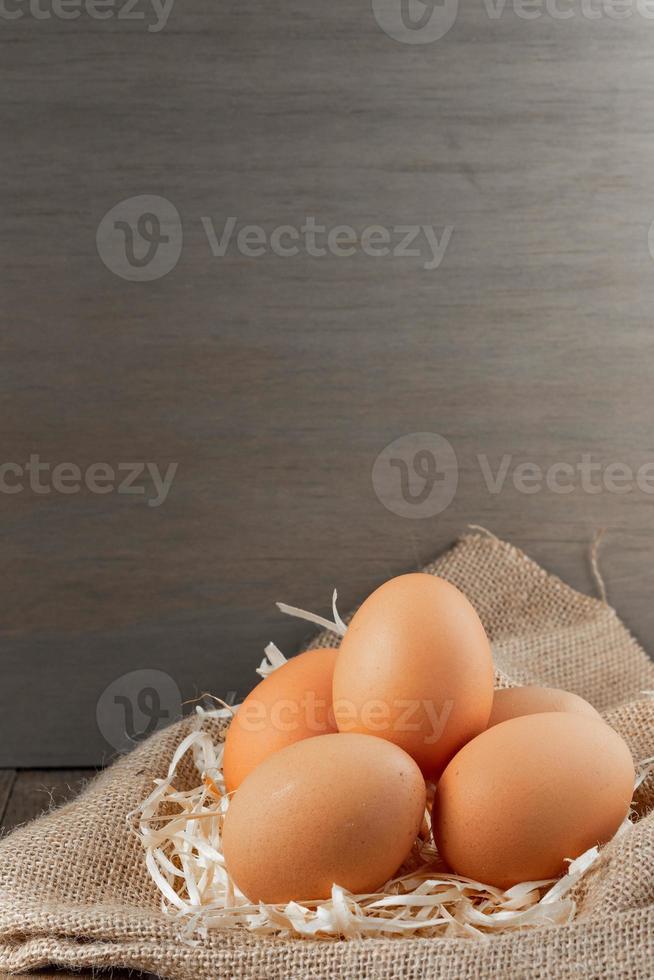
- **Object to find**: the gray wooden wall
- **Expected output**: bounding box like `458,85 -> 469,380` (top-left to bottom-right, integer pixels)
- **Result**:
3,0 -> 654,765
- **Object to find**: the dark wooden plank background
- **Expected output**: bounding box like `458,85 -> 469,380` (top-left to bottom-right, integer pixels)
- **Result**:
2,0 -> 654,765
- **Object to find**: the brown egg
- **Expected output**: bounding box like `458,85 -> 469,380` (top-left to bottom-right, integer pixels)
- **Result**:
488,685 -> 602,729
332,574 -> 494,778
432,712 -> 635,889
223,733 -> 426,903
222,648 -> 338,793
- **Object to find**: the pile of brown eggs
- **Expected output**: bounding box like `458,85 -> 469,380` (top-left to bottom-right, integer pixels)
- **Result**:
222,574 -> 635,904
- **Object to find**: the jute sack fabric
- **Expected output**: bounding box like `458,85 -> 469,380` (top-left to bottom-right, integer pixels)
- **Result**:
1,532 -> 653,980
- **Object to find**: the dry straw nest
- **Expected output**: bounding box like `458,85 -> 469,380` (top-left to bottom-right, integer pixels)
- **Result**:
132,596 -> 653,942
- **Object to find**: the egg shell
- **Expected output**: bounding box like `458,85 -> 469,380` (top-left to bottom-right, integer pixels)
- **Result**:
487,685 -> 601,729
222,732 -> 426,904
332,573 -> 494,778
432,712 -> 635,889
222,647 -> 338,793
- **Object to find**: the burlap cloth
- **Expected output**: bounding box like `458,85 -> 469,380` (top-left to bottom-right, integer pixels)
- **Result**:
2,532 -> 654,980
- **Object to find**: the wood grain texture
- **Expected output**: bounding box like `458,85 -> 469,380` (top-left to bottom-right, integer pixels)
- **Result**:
0,770 -> 93,834
2,1 -> 654,764
0,771 -> 16,825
